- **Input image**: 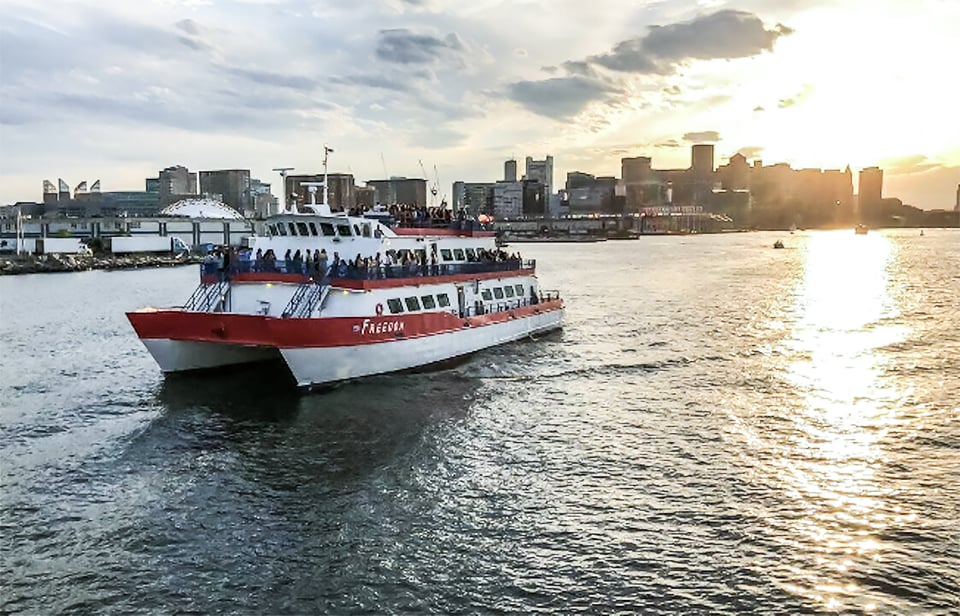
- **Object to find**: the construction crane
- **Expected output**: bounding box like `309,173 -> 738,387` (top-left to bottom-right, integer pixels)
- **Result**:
433,164 -> 446,209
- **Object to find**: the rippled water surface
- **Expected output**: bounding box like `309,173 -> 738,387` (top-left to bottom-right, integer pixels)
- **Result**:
2,229 -> 958,614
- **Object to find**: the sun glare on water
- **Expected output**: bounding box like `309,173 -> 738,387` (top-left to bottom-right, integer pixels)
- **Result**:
769,231 -> 914,611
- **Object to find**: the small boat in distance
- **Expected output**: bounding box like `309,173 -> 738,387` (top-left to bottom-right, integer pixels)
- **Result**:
773,240 -> 785,249
855,224 -> 869,235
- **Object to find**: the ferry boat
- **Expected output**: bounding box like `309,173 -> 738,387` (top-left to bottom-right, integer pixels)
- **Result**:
126,155 -> 564,389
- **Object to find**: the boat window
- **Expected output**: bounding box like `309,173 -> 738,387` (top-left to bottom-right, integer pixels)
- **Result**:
287,222 -> 297,236
276,223 -> 288,236
493,287 -> 504,299
296,222 -> 309,236
353,224 -> 361,236
421,295 -> 436,309
387,298 -> 404,314
437,293 -> 451,307
320,222 -> 336,236
481,289 -> 492,301
504,285 -> 515,298
404,296 -> 421,312
515,284 -> 524,295
308,222 -> 318,236
337,224 -> 352,236
362,223 -> 371,238
465,248 -> 477,261
453,249 -> 465,261
415,249 -> 426,263
440,249 -> 452,261
268,224 -> 277,235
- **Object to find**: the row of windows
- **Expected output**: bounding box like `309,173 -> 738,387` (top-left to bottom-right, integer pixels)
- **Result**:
383,284 -> 529,315
269,221 -> 376,238
481,283 -> 526,301
387,293 -> 452,314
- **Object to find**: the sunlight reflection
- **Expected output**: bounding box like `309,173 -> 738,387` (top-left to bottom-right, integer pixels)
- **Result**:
772,231 -> 909,611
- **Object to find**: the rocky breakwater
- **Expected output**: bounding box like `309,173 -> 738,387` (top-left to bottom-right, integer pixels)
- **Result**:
0,253 -> 202,275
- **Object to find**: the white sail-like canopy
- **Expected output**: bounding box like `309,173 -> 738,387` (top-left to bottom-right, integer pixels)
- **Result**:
161,198 -> 246,220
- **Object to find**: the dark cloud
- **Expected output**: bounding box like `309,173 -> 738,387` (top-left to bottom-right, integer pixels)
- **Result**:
507,10 -> 790,116
561,60 -> 598,77
643,10 -> 792,61
590,39 -> 661,73
656,139 -> 681,148
683,130 -> 720,142
663,85 -> 682,95
507,76 -> 618,119
753,105 -> 765,112
588,10 -> 791,74
375,29 -> 465,64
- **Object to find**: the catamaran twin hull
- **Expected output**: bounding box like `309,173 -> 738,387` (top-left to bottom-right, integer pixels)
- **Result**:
128,300 -> 563,388
127,208 -> 564,389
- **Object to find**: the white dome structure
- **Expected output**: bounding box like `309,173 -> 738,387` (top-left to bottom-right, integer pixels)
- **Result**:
161,198 -> 246,220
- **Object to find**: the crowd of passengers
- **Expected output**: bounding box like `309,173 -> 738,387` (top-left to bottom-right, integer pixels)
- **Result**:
329,202 -> 483,229
205,245 -> 522,279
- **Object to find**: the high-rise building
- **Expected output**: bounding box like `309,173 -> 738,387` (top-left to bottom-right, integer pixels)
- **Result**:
493,181 -> 523,219
286,173 -> 356,211
366,177 -> 427,207
199,169 -> 251,213
858,166 -> 883,221
453,181 -> 495,216
524,155 -> 554,199
621,157 -> 658,208
504,159 -> 517,182
691,144 -> 715,175
250,178 -> 275,218
157,165 -> 198,207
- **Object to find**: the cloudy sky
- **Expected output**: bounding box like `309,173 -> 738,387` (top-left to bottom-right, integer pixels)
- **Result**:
1,0 -> 958,209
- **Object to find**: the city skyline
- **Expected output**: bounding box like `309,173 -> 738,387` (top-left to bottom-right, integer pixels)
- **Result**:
1,0 -> 958,209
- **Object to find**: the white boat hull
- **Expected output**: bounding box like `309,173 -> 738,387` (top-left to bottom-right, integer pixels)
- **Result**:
141,338 -> 278,373
280,309 -> 563,387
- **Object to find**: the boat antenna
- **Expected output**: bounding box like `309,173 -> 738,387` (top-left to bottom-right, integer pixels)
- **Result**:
323,145 -> 333,210
272,167 -> 294,214
380,152 -> 388,178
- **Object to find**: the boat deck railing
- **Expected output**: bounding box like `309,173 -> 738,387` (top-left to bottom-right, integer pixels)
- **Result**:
200,258 -> 535,283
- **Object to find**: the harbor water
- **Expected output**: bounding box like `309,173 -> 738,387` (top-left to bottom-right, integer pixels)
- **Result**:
1,229 -> 958,614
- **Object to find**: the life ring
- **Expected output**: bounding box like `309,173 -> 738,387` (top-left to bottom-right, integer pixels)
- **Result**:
375,303 -> 383,316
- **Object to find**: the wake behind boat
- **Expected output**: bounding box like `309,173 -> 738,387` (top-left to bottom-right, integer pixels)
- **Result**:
127,152 -> 564,389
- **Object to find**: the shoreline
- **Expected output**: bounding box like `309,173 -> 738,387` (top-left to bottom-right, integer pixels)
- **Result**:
0,253 -> 203,276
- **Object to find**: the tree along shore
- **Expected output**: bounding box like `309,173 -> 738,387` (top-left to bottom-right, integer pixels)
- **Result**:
0,253 -> 203,275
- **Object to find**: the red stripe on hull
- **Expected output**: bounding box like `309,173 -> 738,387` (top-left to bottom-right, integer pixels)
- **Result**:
127,300 -> 563,349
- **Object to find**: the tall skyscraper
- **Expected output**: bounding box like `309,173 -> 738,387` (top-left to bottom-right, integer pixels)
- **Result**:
199,169 -> 252,213
524,155 -> 554,199
504,159 -> 517,182
858,166 -> 883,221
691,144 -> 715,175
157,165 -> 198,207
